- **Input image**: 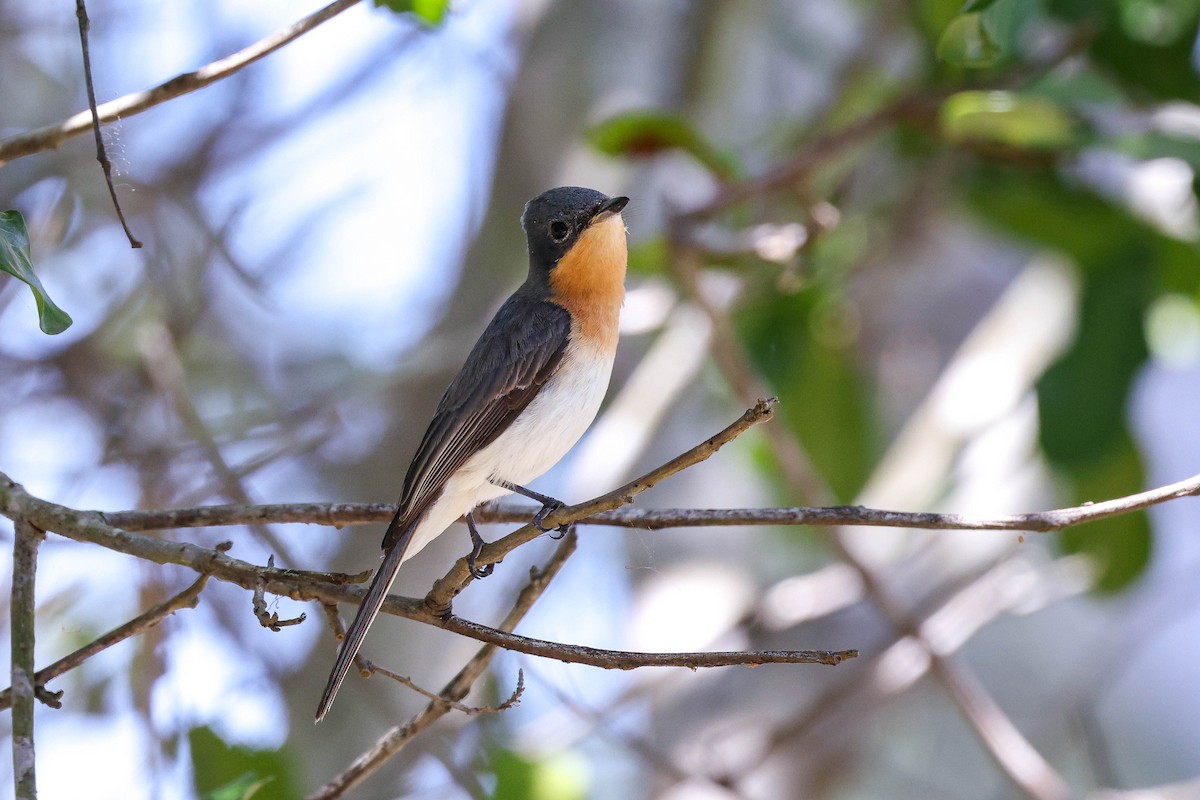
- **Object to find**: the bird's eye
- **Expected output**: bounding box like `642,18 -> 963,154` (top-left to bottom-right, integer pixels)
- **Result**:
550,220 -> 569,241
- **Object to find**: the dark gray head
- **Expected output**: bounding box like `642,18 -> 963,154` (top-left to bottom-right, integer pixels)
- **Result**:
521,186 -> 629,272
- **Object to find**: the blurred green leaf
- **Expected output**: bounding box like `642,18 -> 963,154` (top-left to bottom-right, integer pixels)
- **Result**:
0,209 -> 73,334
1049,0 -> 1200,99
1038,252 -> 1151,466
1058,432 -> 1151,592
962,0 -> 1003,12
201,774 -> 273,800
626,237 -> 667,276
373,0 -> 448,26
189,727 -> 299,800
587,111 -> 739,180
938,12 -> 1004,66
941,91 -> 1075,149
491,748 -> 587,800
737,283 -> 879,503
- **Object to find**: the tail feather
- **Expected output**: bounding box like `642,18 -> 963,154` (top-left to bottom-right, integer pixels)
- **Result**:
315,510 -> 415,722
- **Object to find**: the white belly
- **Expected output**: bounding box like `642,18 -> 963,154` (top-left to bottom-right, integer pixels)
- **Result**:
398,338 -> 615,561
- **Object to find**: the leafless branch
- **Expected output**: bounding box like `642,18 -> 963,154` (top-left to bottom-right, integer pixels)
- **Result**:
96,470 -> 1200,536
10,517 -> 44,800
73,0 -> 141,248
367,663 -> 525,716
0,0 -> 364,165
0,404 -> 854,674
0,572 -> 210,712
254,555 -> 308,631
309,532 -> 580,799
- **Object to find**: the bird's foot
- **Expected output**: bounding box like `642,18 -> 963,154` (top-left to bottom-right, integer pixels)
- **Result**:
465,512 -> 494,580
491,479 -> 569,534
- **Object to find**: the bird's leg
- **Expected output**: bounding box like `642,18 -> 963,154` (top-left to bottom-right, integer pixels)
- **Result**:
465,511 -> 494,580
491,479 -> 567,533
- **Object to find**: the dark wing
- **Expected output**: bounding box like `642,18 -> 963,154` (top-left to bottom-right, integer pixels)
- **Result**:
382,294 -> 572,549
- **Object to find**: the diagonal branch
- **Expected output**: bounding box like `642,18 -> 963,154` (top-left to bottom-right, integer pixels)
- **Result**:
0,573 -> 210,712
423,397 -> 778,613
308,531 -> 580,799
0,0 -> 364,166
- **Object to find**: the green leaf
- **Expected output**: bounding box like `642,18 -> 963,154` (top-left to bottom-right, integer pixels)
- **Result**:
587,112 -> 739,180
189,727 -> 299,800
1058,432 -> 1151,592
0,210 -> 73,334
937,12 -> 1003,66
1048,0 -> 1200,99
737,276 -> 879,503
490,748 -> 588,800
201,775 -> 273,800
940,90 -> 1075,149
1037,252 -> 1151,466
373,0 -> 448,26
961,0 -> 1002,12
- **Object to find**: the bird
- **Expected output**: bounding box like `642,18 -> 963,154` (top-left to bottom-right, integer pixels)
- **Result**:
315,186 -> 629,722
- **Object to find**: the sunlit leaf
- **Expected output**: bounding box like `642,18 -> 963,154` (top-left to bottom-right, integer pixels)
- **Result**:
587,111 -> 739,180
941,90 -> 1075,149
0,210 -> 73,334
490,748 -> 588,800
373,0 -> 448,26
937,12 -> 1003,66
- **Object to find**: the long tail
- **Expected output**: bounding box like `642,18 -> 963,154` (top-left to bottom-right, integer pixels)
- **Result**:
315,509 -> 416,722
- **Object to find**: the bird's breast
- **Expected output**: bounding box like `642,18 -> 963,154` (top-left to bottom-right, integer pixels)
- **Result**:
466,333 -> 615,491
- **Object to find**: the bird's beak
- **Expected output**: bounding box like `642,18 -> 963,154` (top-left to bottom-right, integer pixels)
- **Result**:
589,196 -> 629,225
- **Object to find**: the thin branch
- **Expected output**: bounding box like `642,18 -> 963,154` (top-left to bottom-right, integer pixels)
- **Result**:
0,0 -> 364,165
366,663 -> 525,716
309,531 -> 580,799
97,466 -> 1200,535
10,517 -> 44,800
74,0 -> 141,248
0,573 -> 210,712
438,617 -> 856,669
253,555 -> 307,631
0,462 -> 851,673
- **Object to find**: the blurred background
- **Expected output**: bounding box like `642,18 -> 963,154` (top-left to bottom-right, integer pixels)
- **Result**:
2,0 -> 1200,797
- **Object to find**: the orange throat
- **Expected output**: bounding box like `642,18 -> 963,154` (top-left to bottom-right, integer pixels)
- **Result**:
548,213 -> 627,351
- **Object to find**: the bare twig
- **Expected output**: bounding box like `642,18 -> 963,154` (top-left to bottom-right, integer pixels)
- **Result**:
96,467 -> 1200,536
0,573 -> 210,712
253,555 -> 307,631
0,0 -> 364,165
439,616 -> 856,668
366,663 -> 525,716
309,532 -> 580,799
10,518 -> 44,800
74,0 -> 141,248
0,467 -> 851,673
